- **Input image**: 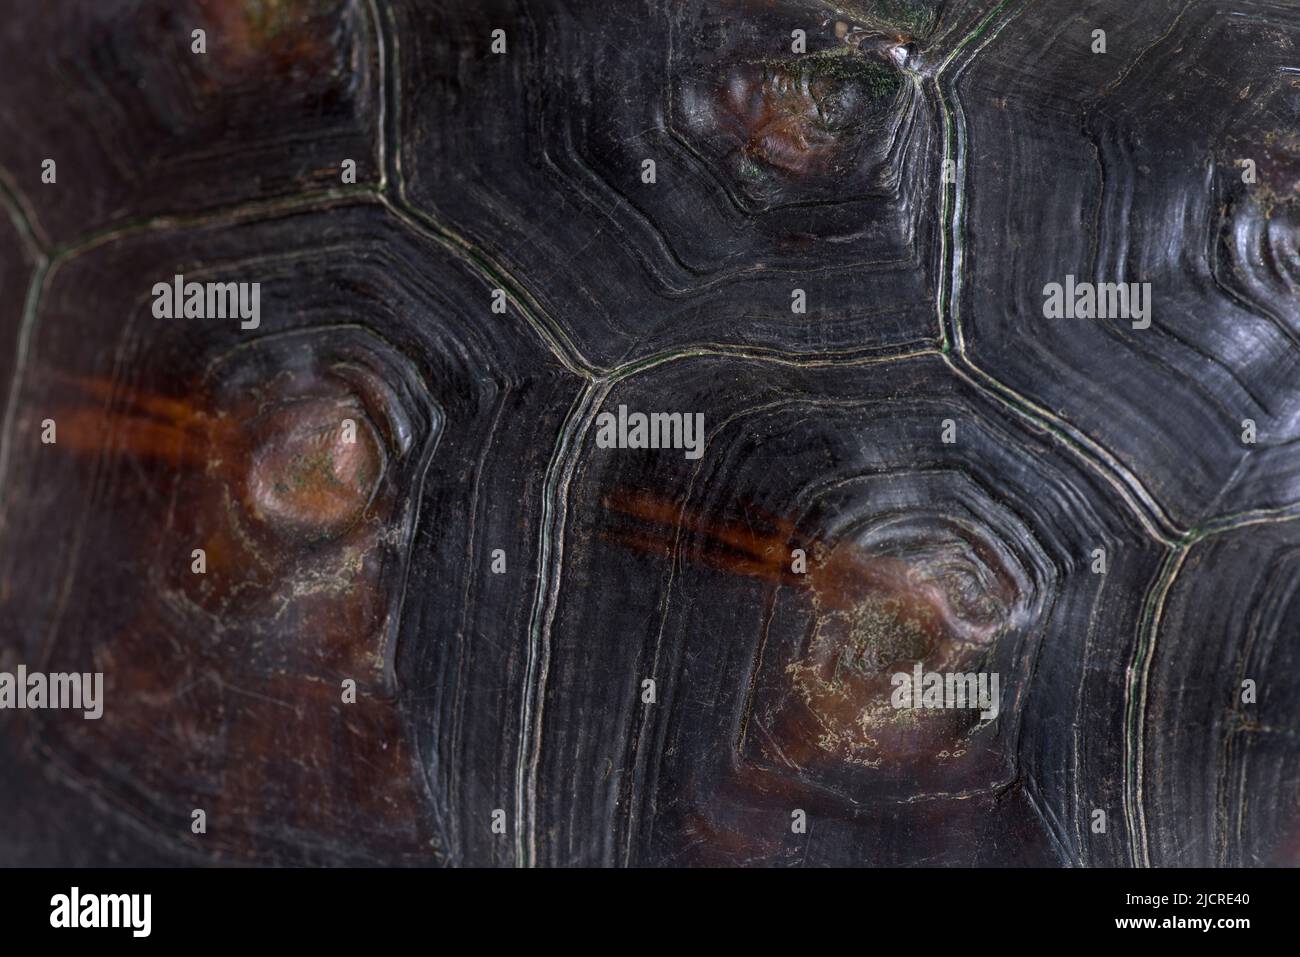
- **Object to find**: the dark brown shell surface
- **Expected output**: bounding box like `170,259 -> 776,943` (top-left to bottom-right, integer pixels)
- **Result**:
0,0 -> 1297,867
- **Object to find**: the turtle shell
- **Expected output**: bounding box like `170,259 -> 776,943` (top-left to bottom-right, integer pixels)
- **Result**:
0,0 -> 1296,867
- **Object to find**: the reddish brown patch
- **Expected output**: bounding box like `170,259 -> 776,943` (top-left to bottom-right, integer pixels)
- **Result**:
603,490 -> 1016,776
200,0 -> 338,74
244,398 -> 382,540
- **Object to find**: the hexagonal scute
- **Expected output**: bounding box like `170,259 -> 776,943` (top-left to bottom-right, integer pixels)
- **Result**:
389,0 -> 942,366
0,201 -> 579,864
957,0 -> 1300,531
0,0 -> 381,245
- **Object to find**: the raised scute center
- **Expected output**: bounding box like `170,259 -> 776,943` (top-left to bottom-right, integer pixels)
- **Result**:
244,398 -> 381,540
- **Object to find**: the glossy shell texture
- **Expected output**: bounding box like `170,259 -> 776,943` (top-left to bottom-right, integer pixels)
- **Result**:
0,0 -> 1297,866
